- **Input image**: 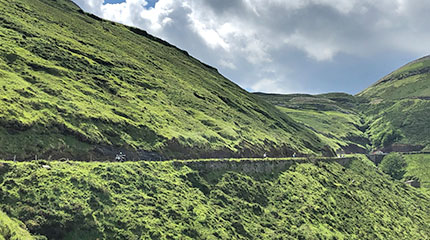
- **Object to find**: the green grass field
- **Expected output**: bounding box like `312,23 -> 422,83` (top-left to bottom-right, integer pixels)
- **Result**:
359,56 -> 430,100
2,1 -> 430,239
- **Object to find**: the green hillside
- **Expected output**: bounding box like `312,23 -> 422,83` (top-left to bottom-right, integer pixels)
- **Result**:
359,56 -> 430,100
2,1 -> 430,240
255,93 -> 369,153
256,55 -> 430,154
358,56 -> 430,151
1,156 -> 429,239
0,210 -> 34,240
0,0 -> 330,161
403,154 -> 430,193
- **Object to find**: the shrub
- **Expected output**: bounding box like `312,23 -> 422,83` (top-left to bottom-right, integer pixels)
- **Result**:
379,152 -> 406,180
381,129 -> 403,147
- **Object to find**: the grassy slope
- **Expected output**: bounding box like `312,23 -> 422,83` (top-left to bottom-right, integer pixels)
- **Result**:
0,0 -> 328,160
403,154 -> 430,194
1,157 -> 429,239
256,55 -> 430,153
0,210 -> 34,240
358,56 -> 430,150
255,93 -> 369,153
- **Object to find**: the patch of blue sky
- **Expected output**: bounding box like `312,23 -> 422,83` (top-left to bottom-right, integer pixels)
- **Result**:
104,0 -> 125,4
103,0 -> 158,8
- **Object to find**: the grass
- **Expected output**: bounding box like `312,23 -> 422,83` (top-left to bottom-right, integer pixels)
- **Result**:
359,56 -> 430,100
254,93 -> 369,152
357,56 -> 430,150
403,154 -> 430,193
0,210 -> 34,240
363,99 -> 430,149
1,156 -> 430,239
256,55 -> 430,152
1,1 -> 430,240
0,0 -> 329,161
278,108 -> 366,151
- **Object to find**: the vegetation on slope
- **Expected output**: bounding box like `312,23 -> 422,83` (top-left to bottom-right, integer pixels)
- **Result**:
358,56 -> 430,151
360,56 -> 430,100
379,153 -> 406,180
403,154 -> 430,193
256,55 -> 430,154
0,156 -> 429,239
255,93 -> 369,153
0,0 -> 330,161
0,210 -> 34,240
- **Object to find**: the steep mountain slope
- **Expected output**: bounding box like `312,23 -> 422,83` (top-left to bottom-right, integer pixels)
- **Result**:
1,157 -> 429,239
358,55 -> 430,151
255,93 -> 369,153
403,153 -> 430,193
0,0 -> 330,160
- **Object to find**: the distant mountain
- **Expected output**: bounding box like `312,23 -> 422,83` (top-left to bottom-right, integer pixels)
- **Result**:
254,92 -> 369,154
358,55 -> 430,152
359,55 -> 430,100
2,2 -> 430,239
257,55 -> 430,154
0,0 -> 332,160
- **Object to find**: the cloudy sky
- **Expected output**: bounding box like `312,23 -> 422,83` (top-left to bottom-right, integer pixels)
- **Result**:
72,0 -> 430,94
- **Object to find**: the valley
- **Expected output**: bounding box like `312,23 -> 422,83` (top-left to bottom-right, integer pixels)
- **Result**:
1,0 -> 430,239
256,58 -> 430,155
254,93 -> 369,154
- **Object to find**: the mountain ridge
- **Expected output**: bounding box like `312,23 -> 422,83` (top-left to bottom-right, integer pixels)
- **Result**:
0,0 -> 332,161
369,55 -> 430,88
257,55 -> 430,154
357,54 -> 430,151
1,1 -> 430,239
254,92 -> 369,154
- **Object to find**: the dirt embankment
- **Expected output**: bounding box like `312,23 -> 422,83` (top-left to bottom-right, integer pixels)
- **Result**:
382,144 -> 424,153
174,157 -> 354,176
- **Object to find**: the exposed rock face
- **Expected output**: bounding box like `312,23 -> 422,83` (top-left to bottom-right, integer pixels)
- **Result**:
174,157 -> 354,176
382,144 -> 424,153
342,144 -> 367,154
405,179 -> 421,188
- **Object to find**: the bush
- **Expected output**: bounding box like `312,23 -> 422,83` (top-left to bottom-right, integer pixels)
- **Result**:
382,129 -> 403,147
379,153 -> 406,180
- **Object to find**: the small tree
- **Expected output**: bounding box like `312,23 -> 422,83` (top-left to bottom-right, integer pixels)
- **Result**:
381,129 -> 403,147
379,152 -> 406,180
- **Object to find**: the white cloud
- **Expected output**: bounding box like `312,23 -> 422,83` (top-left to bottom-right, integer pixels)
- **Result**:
219,59 -> 236,70
189,17 -> 230,50
285,33 -> 339,61
72,0 -> 430,94
73,0 -> 104,14
251,78 -> 285,93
